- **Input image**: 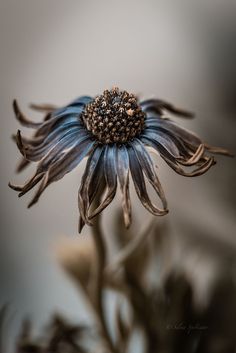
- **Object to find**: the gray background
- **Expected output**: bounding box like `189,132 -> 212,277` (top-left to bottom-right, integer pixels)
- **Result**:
0,0 -> 236,346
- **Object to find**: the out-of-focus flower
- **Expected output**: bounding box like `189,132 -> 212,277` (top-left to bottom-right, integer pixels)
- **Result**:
56,236 -> 95,292
9,87 -> 231,232
56,236 -> 127,295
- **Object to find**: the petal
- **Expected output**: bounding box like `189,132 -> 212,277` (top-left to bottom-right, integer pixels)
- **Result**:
178,143 -> 205,166
78,146 -> 105,224
35,112 -> 82,138
16,157 -> 30,173
163,154 -> 216,177
141,99 -> 194,118
145,118 -> 199,154
147,116 -> 201,147
16,124 -> 83,162
204,143 -> 234,157
116,145 -> 132,228
141,135 -> 178,163
36,130 -> 89,173
131,139 -> 168,210
128,146 -> 168,216
143,128 -> 182,158
9,172 -> 44,194
27,138 -> 95,208
29,121 -> 82,154
68,96 -> 93,107
142,136 -> 216,177
89,145 -> 118,220
51,96 -> 92,119
13,100 -> 42,128
29,103 -> 58,113
10,133 -> 92,197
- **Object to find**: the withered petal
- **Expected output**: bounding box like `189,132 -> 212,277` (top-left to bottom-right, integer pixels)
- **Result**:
131,139 -> 168,210
116,145 -> 131,228
128,146 -> 168,216
89,145 -> 117,220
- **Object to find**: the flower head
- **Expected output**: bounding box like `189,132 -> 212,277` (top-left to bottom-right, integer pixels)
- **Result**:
9,87 -> 231,232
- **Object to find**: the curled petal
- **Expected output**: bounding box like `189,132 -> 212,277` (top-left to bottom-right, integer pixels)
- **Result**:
128,147 -> 168,216
35,111 -> 82,139
13,100 -> 42,128
68,96 -> 93,106
16,130 -> 26,158
36,130 -> 89,173
89,145 -> 118,220
141,130 -> 189,162
145,116 -> 201,147
9,172 -> 44,194
78,161 -> 106,233
177,143 -> 205,166
160,120 -> 201,147
163,155 -> 216,177
12,132 -> 45,148
116,145 -> 132,228
16,158 -> 30,173
29,103 -> 58,113
144,127 -> 182,158
204,143 -> 234,157
78,146 -> 105,225
27,138 -> 95,208
131,139 -> 167,210
9,132 -> 89,196
143,136 -> 216,177
18,124 -> 82,162
141,99 -> 194,118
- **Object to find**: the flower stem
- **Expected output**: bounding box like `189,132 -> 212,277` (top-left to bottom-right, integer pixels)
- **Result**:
92,211 -> 119,353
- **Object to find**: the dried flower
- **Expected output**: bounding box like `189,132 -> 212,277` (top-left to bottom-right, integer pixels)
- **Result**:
9,87 -> 231,232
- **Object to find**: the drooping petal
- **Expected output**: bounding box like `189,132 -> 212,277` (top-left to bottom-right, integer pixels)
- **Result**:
13,100 -> 42,128
204,143 -> 234,157
9,172 -> 44,194
16,158 -> 30,173
50,96 -> 92,119
16,124 -> 83,162
78,146 -> 105,225
143,127 -> 183,158
36,130 -> 89,173
141,99 -> 194,118
128,146 -> 168,216
142,136 -> 216,177
9,132 -> 91,197
145,119 -> 200,156
68,96 -> 93,107
29,103 -> 59,113
145,115 -> 201,147
27,137 -> 95,208
163,154 -> 216,177
32,95 -> 90,138
34,113 -> 82,141
78,155 -> 106,232
178,143 -> 205,166
116,145 -> 132,228
131,139 -> 168,210
89,145 -> 118,220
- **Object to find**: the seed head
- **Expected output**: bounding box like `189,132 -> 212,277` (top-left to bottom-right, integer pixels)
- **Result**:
81,87 -> 146,144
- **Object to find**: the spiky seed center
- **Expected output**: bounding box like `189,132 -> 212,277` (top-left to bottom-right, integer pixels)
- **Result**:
81,87 -> 146,144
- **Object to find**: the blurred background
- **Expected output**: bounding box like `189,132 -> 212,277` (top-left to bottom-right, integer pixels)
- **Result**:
0,0 -> 236,349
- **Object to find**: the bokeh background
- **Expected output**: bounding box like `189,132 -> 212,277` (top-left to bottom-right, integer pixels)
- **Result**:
0,0 -> 236,348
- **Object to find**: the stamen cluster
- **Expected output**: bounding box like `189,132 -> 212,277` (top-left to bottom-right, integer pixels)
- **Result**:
81,87 -> 146,144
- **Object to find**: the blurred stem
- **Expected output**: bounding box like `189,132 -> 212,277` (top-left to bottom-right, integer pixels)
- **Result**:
92,204 -> 119,353
106,216 -> 155,275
